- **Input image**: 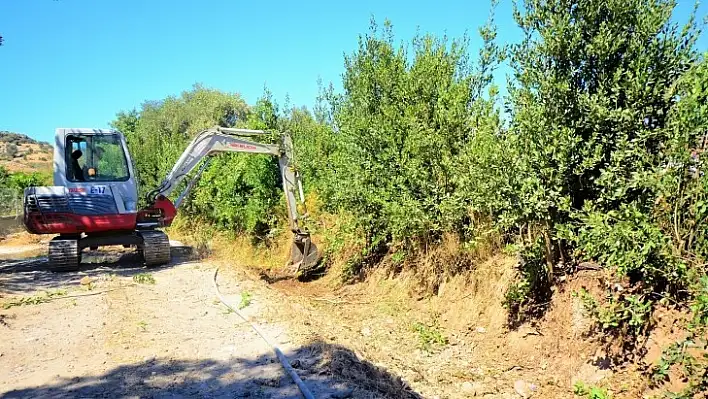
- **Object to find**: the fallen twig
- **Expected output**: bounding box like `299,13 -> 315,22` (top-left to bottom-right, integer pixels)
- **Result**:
52,287 -> 124,300
308,296 -> 371,305
450,291 -> 475,303
2,285 -> 133,309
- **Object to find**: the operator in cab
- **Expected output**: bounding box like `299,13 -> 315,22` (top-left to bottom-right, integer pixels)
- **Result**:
70,146 -> 107,181
70,150 -> 85,181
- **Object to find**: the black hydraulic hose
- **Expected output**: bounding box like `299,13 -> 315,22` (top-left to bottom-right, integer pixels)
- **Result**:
211,267 -> 316,399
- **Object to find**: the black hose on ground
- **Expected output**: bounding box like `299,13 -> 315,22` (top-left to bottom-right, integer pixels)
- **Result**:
211,267 -> 316,399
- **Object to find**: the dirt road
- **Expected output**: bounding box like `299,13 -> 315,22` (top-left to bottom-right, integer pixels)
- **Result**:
0,240 -> 405,399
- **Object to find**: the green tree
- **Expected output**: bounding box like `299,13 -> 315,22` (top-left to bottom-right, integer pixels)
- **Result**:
324,19 -> 481,251
0,166 -> 9,183
285,104 -> 339,200
509,0 -> 702,268
112,85 -> 291,239
112,84 -> 250,208
111,109 -> 138,137
189,90 -> 284,236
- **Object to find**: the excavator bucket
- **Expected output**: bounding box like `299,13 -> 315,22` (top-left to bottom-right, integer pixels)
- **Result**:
290,233 -> 321,277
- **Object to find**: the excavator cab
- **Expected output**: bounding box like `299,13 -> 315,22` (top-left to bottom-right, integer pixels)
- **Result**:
26,129 -> 140,236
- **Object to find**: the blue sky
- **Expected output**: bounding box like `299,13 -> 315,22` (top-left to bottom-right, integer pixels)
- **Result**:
0,0 -> 705,143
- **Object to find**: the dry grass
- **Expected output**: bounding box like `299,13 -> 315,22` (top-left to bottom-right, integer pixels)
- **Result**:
374,232 -> 510,299
266,259 -> 659,398
210,233 -> 291,271
342,253 -> 518,333
301,193 -> 367,286
426,255 -> 519,332
167,219 -> 292,272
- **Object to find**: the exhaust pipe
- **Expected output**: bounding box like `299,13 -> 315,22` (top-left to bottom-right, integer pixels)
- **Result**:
290,232 -> 321,276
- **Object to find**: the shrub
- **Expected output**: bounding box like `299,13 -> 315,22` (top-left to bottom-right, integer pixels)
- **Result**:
5,143 -> 18,158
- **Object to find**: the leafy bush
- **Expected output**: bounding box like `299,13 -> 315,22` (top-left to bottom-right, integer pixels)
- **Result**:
573,381 -> 611,399
5,143 -> 18,158
324,20 -> 478,247
0,170 -> 51,192
133,273 -> 156,285
190,152 -> 282,236
497,0 -> 708,336
411,320 -> 448,352
307,15 -> 508,278
504,237 -> 552,326
570,203 -> 686,291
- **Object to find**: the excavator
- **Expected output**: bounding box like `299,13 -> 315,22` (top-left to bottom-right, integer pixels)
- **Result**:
22,126 -> 321,276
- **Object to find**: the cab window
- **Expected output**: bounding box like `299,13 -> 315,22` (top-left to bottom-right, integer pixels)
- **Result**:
66,134 -> 130,182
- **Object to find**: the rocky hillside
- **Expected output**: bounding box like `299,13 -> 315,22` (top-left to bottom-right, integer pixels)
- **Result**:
0,131 -> 53,173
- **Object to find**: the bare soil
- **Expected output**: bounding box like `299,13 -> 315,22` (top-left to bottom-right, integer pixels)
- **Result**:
0,235 -> 407,398
255,263 -> 617,399
1,230 -> 675,398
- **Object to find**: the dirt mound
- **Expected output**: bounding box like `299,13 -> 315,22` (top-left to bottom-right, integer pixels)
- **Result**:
244,253 -> 621,397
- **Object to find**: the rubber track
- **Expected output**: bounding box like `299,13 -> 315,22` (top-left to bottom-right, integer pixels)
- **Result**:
48,239 -> 80,272
139,230 -> 171,267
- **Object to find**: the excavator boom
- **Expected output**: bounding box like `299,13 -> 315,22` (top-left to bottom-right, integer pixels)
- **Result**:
142,126 -> 320,275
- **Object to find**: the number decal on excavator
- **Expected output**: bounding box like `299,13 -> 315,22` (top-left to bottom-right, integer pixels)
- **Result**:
89,186 -> 108,195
